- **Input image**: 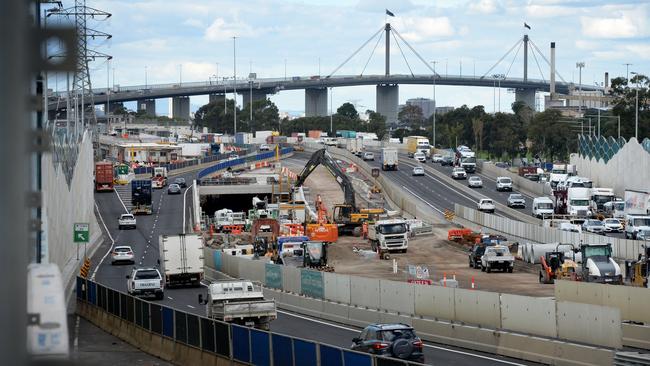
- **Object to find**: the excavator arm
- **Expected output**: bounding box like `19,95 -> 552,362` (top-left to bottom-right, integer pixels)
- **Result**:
294,148 -> 356,209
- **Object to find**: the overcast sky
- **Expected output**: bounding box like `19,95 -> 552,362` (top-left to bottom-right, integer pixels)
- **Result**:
49,0 -> 649,115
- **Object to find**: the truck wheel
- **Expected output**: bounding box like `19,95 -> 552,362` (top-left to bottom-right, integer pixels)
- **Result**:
508,267 -> 513,273
118,225 -> 123,230
486,266 -> 491,273
481,265 -> 486,272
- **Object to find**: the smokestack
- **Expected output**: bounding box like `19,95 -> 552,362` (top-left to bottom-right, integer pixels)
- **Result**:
604,72 -> 609,93
550,42 -> 556,98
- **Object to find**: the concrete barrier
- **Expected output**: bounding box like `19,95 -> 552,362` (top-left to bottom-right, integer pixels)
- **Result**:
413,284 -> 455,321
378,279 -> 415,315
622,323 -> 650,350
454,288 -> 501,329
500,293 -> 557,338
557,301 -> 622,349
323,272 -> 351,304
349,275 -> 380,309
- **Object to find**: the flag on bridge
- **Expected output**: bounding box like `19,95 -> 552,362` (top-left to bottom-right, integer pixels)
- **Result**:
524,22 -> 531,29
386,9 -> 395,17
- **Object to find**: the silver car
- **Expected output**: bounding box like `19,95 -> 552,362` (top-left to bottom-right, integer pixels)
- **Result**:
506,194 -> 526,208
167,183 -> 181,194
111,245 -> 135,265
412,166 -> 425,176
603,218 -> 623,233
582,219 -> 605,234
468,176 -> 483,188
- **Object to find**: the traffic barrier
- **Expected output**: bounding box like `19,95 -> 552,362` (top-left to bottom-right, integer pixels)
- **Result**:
444,209 -> 455,221
79,257 -> 91,278
76,277 -> 388,366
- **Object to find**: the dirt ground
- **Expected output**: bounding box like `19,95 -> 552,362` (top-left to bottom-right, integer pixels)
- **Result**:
281,156 -> 556,297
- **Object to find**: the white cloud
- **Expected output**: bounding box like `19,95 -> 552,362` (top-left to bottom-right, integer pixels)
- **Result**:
391,16 -> 455,43
468,0 -> 499,14
574,40 -> 599,50
622,44 -> 650,60
204,18 -> 259,41
524,4 -> 571,18
183,18 -> 205,28
580,7 -> 649,39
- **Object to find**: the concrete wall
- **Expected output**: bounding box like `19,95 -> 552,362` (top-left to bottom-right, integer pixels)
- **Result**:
43,131 -> 101,301
570,137 -> 650,196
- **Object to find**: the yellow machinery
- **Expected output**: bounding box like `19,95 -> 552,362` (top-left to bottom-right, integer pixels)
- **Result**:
626,246 -> 650,287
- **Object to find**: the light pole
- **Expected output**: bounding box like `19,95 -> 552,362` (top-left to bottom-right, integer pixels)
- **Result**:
144,65 -> 148,89
233,36 -> 237,135
179,64 -> 182,85
329,87 -> 333,135
576,62 -> 585,114
631,71 -> 639,140
623,63 -> 632,82
430,60 -> 438,148
223,77 -> 228,115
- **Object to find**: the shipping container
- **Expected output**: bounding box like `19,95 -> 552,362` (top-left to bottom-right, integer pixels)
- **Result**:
307,130 -> 322,139
94,162 -> 114,192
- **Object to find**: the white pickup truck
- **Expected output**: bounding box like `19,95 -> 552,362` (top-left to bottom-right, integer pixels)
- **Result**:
118,213 -> 137,230
126,268 -> 164,300
481,246 -> 514,273
198,280 -> 276,330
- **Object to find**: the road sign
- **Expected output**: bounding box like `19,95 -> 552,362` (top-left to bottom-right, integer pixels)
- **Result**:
73,223 -> 89,243
371,168 -> 380,178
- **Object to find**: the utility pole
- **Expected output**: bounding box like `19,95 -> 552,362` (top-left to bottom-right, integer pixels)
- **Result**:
631,71 -> 639,139
576,62 -> 585,115
144,65 -> 148,88
330,87 -> 333,135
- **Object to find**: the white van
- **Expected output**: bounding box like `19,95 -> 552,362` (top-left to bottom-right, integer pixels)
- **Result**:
625,215 -> 650,240
532,197 -> 554,218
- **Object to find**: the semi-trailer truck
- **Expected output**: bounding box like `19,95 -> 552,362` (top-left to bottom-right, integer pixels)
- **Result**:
94,162 -> 114,192
131,180 -> 153,215
405,136 -> 431,158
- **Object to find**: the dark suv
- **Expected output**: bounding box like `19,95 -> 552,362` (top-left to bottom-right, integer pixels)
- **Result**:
440,156 -> 454,166
351,323 -> 424,363
469,244 -> 487,269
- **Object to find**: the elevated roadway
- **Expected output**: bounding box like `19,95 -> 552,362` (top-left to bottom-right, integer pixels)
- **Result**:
89,164 -> 537,365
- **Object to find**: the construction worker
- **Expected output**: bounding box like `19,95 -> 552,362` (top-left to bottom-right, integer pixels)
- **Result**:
362,221 -> 368,239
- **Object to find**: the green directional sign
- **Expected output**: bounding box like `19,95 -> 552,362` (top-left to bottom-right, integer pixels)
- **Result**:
73,223 -> 89,243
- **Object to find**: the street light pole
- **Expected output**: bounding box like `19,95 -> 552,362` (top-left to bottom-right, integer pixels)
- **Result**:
233,36 -> 237,135
329,87 -> 333,135
430,60 -> 438,148
576,62 -> 585,114
632,71 -> 639,140
145,65 -> 148,89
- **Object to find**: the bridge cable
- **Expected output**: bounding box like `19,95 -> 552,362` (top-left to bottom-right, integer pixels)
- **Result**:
480,37 -> 522,79
327,25 -> 385,78
528,39 -> 567,83
504,41 -> 523,79
360,30 -> 385,77
391,30 -> 415,77
529,45 -> 546,84
391,27 -> 439,77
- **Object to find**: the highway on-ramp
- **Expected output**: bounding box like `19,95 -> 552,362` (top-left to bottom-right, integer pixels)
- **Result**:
89,164 -> 539,365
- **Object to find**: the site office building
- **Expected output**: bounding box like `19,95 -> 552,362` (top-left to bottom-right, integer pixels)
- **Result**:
116,142 -> 181,164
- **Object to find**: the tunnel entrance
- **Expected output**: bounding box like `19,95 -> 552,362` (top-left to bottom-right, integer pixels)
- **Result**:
201,193 -> 273,218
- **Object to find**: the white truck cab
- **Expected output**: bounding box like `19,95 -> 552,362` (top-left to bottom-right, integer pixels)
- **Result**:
126,268 -> 164,300
625,215 -> 650,240
532,197 -> 554,218
367,219 -> 409,257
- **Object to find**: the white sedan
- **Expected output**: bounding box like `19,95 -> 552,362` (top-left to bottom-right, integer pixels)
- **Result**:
412,166 -> 425,176
477,199 -> 496,213
603,218 -> 623,233
111,246 -> 135,265
468,176 -> 483,188
432,154 -> 443,163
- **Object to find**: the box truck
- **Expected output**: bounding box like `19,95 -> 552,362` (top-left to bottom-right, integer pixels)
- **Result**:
158,234 -> 204,287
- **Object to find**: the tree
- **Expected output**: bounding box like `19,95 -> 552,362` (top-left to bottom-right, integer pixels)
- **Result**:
366,109 -> 387,140
336,102 -> 359,120
609,74 -> 650,140
240,99 -> 280,132
471,117 -> 484,152
194,99 -> 238,134
527,109 -> 577,161
398,104 -> 424,129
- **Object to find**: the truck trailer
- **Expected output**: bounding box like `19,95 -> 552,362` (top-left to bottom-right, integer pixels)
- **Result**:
131,180 -> 153,215
94,162 -> 114,192
381,148 -> 398,171
158,234 -> 204,287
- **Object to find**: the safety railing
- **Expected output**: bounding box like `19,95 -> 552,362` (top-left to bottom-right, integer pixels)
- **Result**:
76,276 -> 424,366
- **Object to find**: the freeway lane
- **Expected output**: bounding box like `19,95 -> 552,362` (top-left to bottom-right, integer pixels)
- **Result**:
89,165 -> 538,365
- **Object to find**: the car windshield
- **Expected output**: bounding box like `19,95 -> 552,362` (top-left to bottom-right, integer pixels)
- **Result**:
614,202 -> 625,210
604,219 -> 619,224
122,215 -> 134,219
134,270 -> 160,280
115,247 -> 131,252
482,200 -> 493,204
570,199 -> 589,206
587,220 -> 602,226
499,178 -> 511,184
633,218 -> 650,226
538,202 -> 553,209
377,223 -> 407,234
593,195 -> 612,204
491,248 -> 509,256
510,194 -> 523,199
584,246 -> 611,257
175,178 -> 185,183
380,329 -> 416,341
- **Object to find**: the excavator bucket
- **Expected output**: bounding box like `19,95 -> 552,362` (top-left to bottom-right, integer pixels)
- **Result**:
306,223 -> 339,242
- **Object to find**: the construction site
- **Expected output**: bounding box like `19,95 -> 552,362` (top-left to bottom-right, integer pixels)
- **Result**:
192,147 -> 632,298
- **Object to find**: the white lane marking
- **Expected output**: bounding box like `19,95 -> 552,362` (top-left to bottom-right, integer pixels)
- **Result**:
401,185 -> 445,214
187,305 -> 195,309
277,309 -> 527,365
113,189 -> 129,213
167,296 -> 174,300
182,183 -> 195,234
91,201 -> 116,280
73,315 -> 80,352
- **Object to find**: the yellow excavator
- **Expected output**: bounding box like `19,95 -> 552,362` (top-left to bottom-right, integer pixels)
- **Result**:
295,149 -> 383,235
626,245 -> 650,287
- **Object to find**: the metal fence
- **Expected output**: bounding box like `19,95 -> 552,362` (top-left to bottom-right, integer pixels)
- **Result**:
454,204 -> 646,261
76,276 -> 425,366
133,150 -> 249,175
197,148 -> 293,180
